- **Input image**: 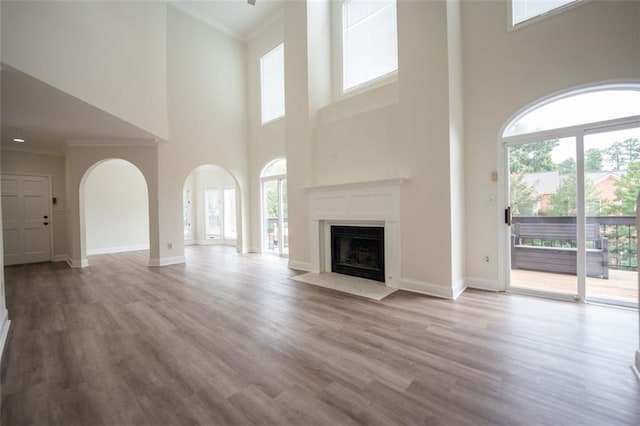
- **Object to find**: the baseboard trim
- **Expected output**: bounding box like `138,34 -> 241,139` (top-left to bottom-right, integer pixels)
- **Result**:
400,277 -> 452,299
52,254 -> 68,262
0,309 -> 11,360
465,276 -> 501,292
148,256 -> 186,267
87,244 -> 149,255
66,257 -> 89,268
452,278 -> 467,300
288,260 -> 312,272
633,351 -> 640,382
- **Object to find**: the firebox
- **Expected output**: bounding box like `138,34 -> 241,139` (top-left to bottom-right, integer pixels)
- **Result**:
331,226 -> 385,283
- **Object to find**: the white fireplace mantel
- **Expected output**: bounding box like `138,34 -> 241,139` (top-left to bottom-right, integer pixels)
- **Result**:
306,177 -> 405,288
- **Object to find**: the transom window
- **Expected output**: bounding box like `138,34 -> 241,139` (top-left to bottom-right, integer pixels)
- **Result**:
511,0 -> 579,27
260,43 -> 285,124
504,89 -> 640,137
342,0 -> 397,92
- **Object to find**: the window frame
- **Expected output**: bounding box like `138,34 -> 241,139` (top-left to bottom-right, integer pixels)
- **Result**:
259,42 -> 285,125
508,0 -> 588,31
332,0 -> 398,98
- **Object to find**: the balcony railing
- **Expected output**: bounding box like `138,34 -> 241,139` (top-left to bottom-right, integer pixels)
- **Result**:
512,216 -> 637,271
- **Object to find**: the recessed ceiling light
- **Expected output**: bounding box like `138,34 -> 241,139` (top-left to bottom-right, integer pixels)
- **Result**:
12,138 -> 25,143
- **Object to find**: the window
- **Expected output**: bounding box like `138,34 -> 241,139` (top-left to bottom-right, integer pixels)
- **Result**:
504,89 -> 640,137
342,0 -> 397,92
260,159 -> 288,256
511,0 -> 579,27
205,188 -> 222,238
223,188 -> 237,240
183,189 -> 191,239
260,43 -> 285,124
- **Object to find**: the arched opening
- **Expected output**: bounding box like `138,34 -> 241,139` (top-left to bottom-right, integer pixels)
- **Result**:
182,165 -> 239,250
81,159 -> 149,264
260,158 -> 288,256
502,84 -> 640,307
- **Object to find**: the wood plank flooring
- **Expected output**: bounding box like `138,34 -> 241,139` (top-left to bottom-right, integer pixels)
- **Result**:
2,245 -> 639,425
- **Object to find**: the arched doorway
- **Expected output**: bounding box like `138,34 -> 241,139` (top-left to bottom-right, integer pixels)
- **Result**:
502,85 -> 640,307
260,159 -> 287,257
182,165 -> 239,249
81,159 -> 149,263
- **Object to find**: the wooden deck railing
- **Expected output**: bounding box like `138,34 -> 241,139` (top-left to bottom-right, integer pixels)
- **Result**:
512,216 -> 637,271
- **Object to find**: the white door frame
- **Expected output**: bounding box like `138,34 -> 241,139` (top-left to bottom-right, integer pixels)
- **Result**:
1,172 -> 54,264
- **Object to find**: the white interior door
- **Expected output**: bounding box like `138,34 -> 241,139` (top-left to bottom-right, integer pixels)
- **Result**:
2,175 -> 51,266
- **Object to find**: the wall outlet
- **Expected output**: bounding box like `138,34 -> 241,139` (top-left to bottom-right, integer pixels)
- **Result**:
167,243 -> 172,249
485,256 -> 490,263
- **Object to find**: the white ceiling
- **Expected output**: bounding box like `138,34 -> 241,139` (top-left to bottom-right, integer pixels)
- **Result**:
1,66 -> 158,155
169,0 -> 284,41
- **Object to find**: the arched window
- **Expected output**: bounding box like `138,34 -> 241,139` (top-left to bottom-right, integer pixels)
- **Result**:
261,159 -> 288,256
503,85 -> 640,308
504,88 -> 640,137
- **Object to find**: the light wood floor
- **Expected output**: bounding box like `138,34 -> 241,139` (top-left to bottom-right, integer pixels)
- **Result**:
2,246 -> 639,425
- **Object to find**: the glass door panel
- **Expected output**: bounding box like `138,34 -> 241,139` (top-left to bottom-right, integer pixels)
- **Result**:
508,137 -> 578,297
223,188 -> 237,240
263,179 -> 280,253
584,127 -> 639,306
281,178 -> 288,255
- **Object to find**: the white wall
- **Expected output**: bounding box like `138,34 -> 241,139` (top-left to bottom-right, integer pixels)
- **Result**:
0,1 -> 168,139
157,5 -> 249,264
462,0 -> 640,289
84,159 -> 149,255
1,150 -> 67,260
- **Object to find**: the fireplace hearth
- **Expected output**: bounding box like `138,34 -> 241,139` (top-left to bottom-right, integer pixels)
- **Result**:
331,226 -> 385,282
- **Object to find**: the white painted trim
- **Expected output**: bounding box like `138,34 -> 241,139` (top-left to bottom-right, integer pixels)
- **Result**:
304,177 -> 406,193
288,260 -> 312,272
52,254 -> 68,262
87,244 -> 149,255
465,277 -> 500,292
148,256 -> 186,267
400,277 -> 453,299
452,279 -> 467,300
66,138 -> 157,148
1,143 -> 66,156
633,351 -> 640,382
66,257 -> 89,268
0,309 -> 10,360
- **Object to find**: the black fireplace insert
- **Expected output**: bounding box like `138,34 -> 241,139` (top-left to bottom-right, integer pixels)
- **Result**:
331,226 -> 385,282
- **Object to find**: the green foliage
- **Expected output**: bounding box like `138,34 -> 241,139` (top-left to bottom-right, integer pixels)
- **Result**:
604,138 -> 640,171
613,161 -> 640,215
557,158 -> 576,175
584,148 -> 604,172
509,140 -> 558,173
547,167 -> 602,216
510,174 -> 541,216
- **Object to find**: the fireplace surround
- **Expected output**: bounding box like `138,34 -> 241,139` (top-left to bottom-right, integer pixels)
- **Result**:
304,178 -> 404,287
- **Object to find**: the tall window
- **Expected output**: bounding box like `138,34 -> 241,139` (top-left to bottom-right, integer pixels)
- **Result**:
512,0 -> 579,27
342,0 -> 397,92
223,188 -> 237,240
260,43 -> 285,124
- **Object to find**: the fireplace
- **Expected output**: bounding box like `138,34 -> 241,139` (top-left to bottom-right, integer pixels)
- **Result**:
331,226 -> 385,282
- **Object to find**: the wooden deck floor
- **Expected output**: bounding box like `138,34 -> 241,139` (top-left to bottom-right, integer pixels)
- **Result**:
511,268 -> 638,304
2,246 -> 639,425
